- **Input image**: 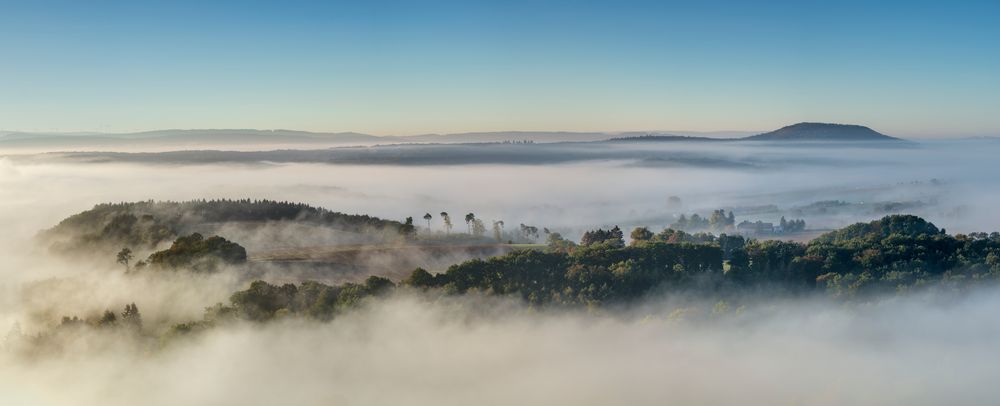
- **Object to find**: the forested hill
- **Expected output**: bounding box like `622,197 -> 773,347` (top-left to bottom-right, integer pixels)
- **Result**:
41,199 -> 409,253
744,122 -> 900,141
609,123 -> 901,143
33,214 -> 1000,344
812,214 -> 943,243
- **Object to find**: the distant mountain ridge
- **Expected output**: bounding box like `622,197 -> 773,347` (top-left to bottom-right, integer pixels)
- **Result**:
0,122 -> 900,151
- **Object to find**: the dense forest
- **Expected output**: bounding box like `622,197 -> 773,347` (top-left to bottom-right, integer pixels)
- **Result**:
20,213 -> 1000,350
138,215 -> 1000,335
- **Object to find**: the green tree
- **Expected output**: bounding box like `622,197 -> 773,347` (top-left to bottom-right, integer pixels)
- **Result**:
402,268 -> 436,287
364,275 -> 396,294
630,227 -> 653,244
580,226 -> 624,247
116,247 -> 134,272
546,232 -> 576,252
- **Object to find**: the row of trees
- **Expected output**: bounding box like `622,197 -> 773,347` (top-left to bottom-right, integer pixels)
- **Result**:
780,216 -> 806,232
406,214 -> 1000,303
671,210 -> 736,232
417,212 -> 541,242
671,210 -> 807,234
57,303 -> 143,330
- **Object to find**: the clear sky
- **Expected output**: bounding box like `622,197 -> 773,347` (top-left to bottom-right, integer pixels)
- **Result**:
1,0 -> 998,137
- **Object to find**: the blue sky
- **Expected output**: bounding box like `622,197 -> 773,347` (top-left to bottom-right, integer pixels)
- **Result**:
1,0 -> 997,137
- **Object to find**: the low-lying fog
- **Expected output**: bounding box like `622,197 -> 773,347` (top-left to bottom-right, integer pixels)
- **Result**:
4,291 -> 1000,405
2,138 -> 1000,404
3,139 -> 999,236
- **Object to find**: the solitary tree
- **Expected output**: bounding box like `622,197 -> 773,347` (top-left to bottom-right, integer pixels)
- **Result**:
492,220 -> 505,242
630,227 -> 654,244
465,213 -> 476,234
440,212 -> 452,234
116,247 -> 134,272
423,213 -> 433,230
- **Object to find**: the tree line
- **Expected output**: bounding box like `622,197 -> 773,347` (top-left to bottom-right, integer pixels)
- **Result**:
162,215 -> 1000,333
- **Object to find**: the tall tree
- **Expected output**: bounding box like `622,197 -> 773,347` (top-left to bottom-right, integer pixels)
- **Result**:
440,212 -> 452,234
116,247 -> 134,272
493,220 -> 505,242
465,213 -> 476,234
423,213 -> 433,230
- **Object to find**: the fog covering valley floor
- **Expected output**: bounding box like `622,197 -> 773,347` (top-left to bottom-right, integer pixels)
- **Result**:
4,138 -> 1000,405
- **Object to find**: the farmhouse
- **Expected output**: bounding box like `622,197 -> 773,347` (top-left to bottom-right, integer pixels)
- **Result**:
737,220 -> 775,236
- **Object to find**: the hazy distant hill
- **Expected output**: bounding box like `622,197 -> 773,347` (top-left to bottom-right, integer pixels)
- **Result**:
0,123 -> 901,152
0,129 -> 623,151
399,131 -> 616,143
610,123 -> 901,143
744,123 -> 899,141
0,129 -> 384,150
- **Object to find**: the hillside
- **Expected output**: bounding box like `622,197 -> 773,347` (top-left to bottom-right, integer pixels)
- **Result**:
745,122 -> 900,141
40,199 -> 412,254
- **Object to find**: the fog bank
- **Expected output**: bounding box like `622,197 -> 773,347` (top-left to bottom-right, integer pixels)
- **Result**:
3,291 -> 1000,405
